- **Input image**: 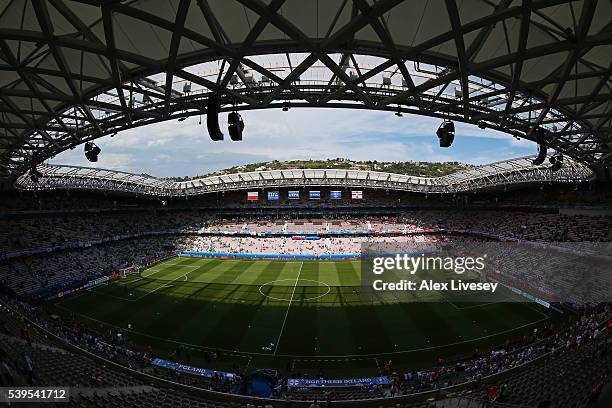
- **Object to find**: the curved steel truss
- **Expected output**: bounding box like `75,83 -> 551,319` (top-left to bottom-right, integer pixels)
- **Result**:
15,155 -> 594,196
0,0 -> 611,178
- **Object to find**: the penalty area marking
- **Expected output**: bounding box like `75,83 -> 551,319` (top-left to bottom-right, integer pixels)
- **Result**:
141,264 -> 200,279
445,300 -> 497,310
135,268 -> 196,301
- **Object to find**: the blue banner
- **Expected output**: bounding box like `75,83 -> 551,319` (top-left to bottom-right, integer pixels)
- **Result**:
152,358 -> 237,380
288,190 -> 300,199
267,191 -> 279,200
309,190 -> 321,199
498,282 -> 552,309
287,376 -> 389,388
330,191 -> 342,199
292,235 -> 321,240
177,250 -> 359,260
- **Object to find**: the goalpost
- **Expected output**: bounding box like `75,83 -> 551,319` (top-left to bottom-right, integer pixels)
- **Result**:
119,266 -> 139,279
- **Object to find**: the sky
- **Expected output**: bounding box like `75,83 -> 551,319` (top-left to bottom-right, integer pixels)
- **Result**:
49,108 -> 536,178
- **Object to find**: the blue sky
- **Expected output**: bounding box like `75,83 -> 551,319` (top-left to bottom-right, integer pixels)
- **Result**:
50,108 -> 536,178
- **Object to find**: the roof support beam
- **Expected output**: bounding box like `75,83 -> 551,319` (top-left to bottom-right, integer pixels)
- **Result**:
445,0 -> 471,119
100,4 -> 129,118
218,0 -> 286,91
501,0 -> 532,127
163,0 -> 191,116
527,0 -> 598,136
353,0 -> 423,110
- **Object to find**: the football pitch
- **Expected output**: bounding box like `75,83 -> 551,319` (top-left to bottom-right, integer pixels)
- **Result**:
50,256 -> 561,376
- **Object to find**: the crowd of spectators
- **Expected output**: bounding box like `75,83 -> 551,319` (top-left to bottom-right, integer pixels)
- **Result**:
0,292 -> 609,405
2,210 -> 610,257
1,209 -> 610,298
0,195 -> 610,406
6,210 -> 612,254
198,213 -> 612,242
0,236 -> 184,296
3,292 -> 608,405
283,307 -> 610,403
0,211 -> 210,254
186,235 -> 439,255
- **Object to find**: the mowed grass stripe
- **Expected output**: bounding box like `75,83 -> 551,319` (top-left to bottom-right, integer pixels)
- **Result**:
186,261 -> 297,305
51,257 -> 561,369
119,260 -> 229,337
142,256 -> 201,278
181,259 -> 237,283
335,261 -> 361,287
258,262 -> 303,304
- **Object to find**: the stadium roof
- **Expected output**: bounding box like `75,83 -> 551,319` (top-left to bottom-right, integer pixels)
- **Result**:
0,0 -> 611,178
15,155 -> 594,196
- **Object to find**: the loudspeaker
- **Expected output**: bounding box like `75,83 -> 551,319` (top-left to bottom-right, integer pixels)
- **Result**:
29,151 -> 43,182
532,128 -> 547,165
549,154 -> 563,172
228,111 -> 244,141
436,121 -> 455,148
84,142 -> 101,162
207,93 -> 223,141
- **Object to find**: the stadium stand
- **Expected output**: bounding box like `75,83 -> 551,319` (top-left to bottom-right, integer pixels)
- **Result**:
1,202 -> 611,298
1,0 -> 611,405
0,189 -> 610,407
1,211 -> 611,298
0,292 -> 609,407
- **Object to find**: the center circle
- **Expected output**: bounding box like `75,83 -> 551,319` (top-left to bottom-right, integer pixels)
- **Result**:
258,278 -> 331,302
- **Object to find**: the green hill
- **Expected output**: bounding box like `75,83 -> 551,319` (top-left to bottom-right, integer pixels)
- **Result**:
170,158 -> 472,181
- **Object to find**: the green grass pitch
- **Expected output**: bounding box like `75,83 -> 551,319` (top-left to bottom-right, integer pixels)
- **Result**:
49,256 -> 562,376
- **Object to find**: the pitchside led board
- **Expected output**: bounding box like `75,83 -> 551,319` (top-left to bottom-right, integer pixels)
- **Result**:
309,190 -> 321,199
352,190 -> 363,199
267,191 -> 279,200
330,191 -> 342,199
247,191 -> 259,201
288,191 -> 300,199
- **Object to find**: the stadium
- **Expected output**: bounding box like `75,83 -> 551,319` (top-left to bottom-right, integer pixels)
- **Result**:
0,1 -> 611,407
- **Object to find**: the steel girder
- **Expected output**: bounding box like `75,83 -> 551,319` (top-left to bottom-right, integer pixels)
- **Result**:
14,155 -> 594,196
0,0 -> 611,177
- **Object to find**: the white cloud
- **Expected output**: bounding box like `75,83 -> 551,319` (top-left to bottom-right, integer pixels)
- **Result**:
49,108 -> 535,177
50,149 -> 135,170
509,135 -> 537,148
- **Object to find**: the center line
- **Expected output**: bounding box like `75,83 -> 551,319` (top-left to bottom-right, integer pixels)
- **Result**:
273,262 -> 303,355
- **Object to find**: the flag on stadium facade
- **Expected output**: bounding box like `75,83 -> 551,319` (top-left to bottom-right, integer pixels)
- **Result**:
247,191 -> 259,200
288,190 -> 300,199
351,190 -> 363,199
